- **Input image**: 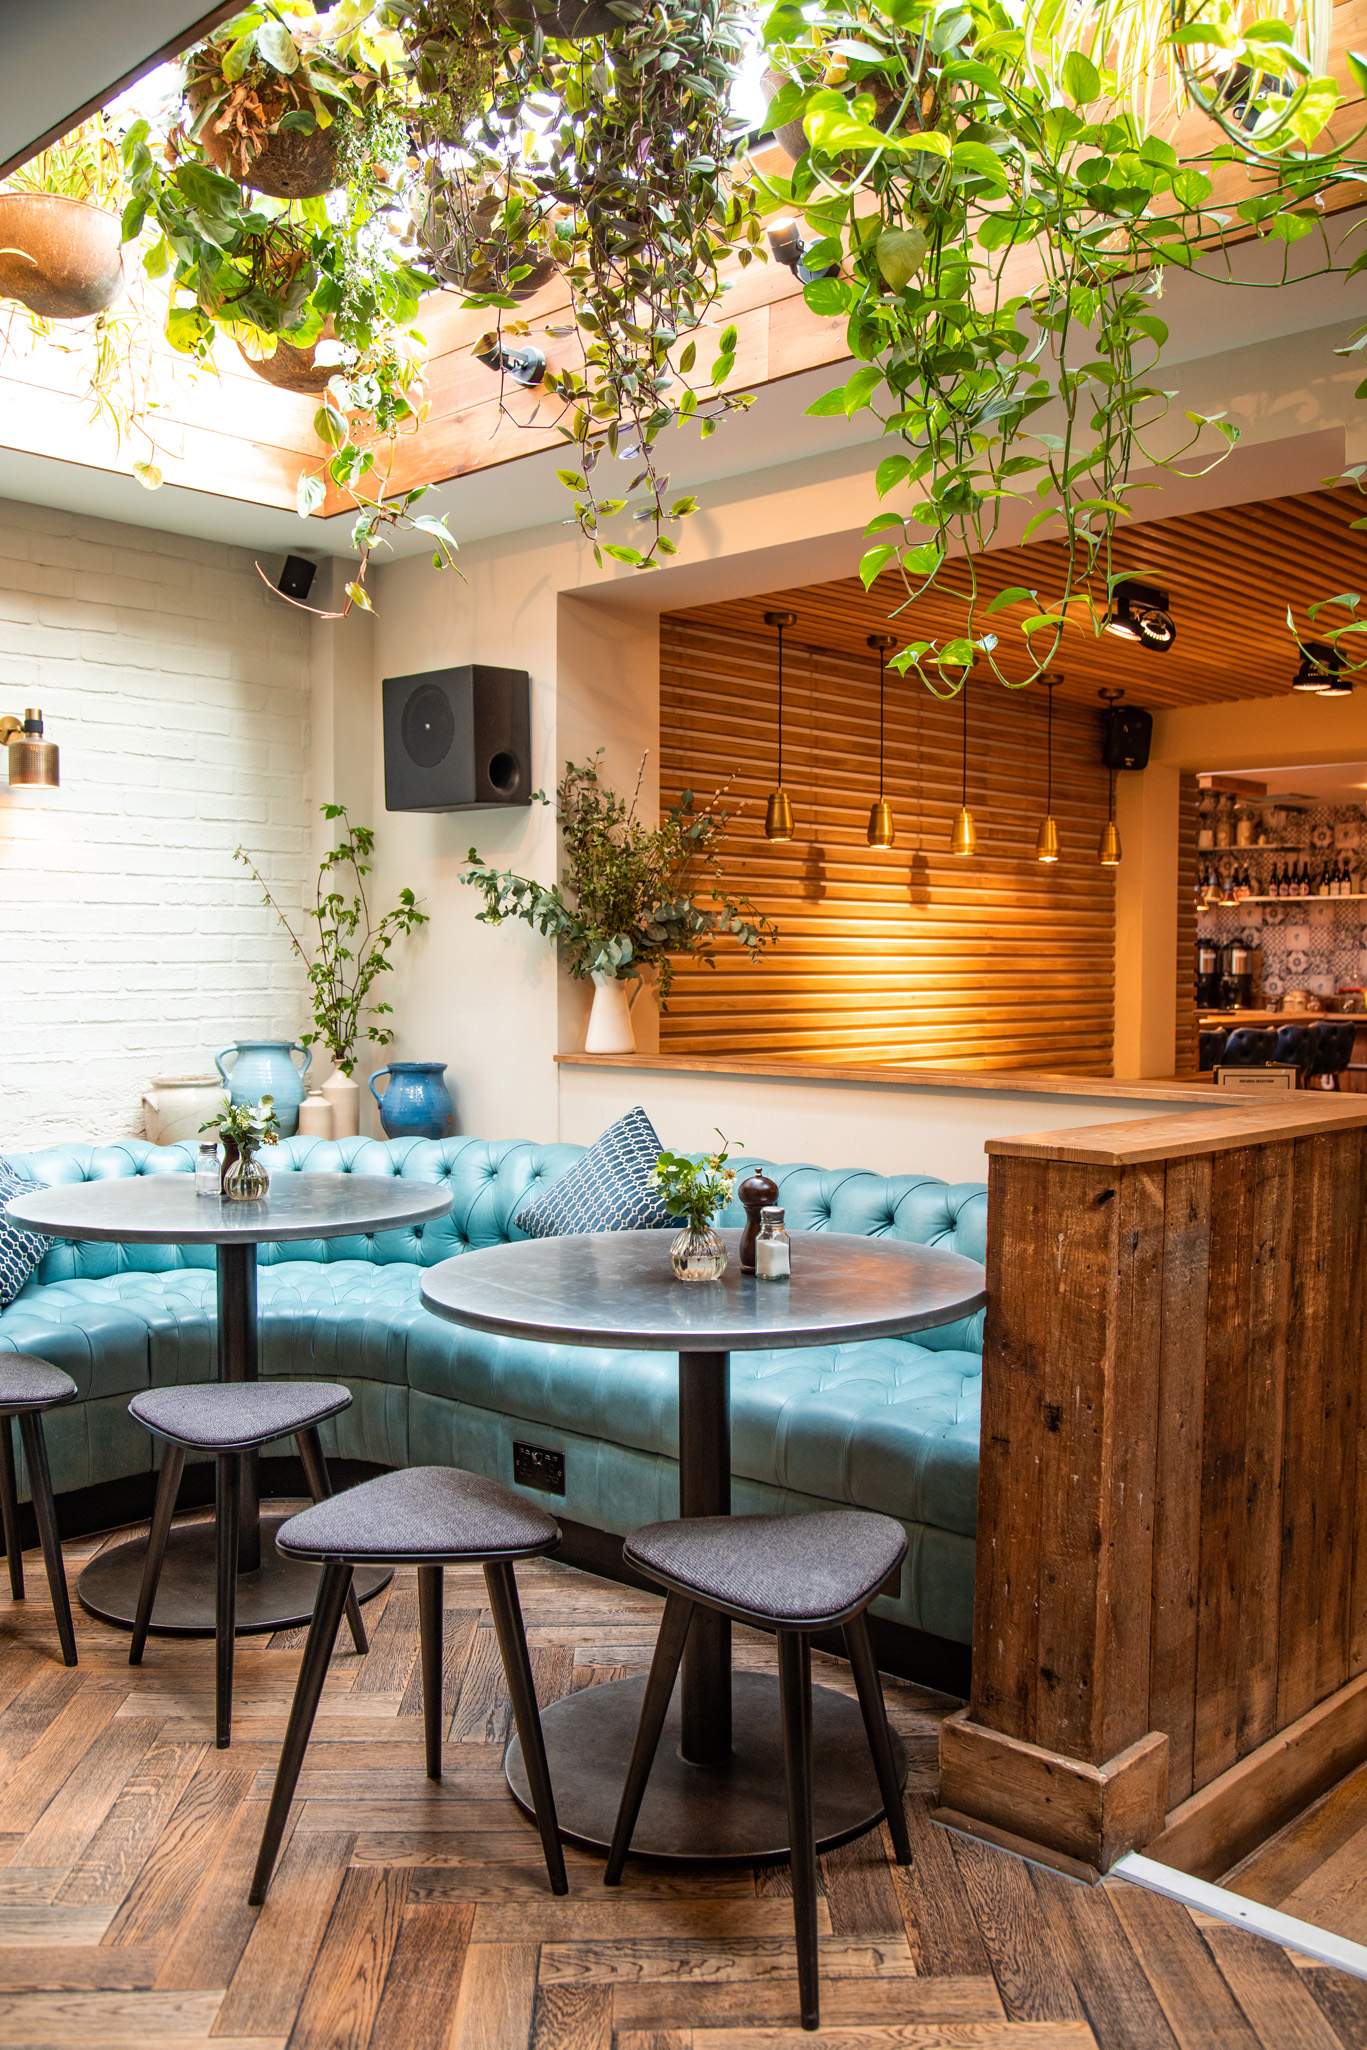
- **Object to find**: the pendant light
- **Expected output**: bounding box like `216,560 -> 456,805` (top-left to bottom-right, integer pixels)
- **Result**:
1097,687 -> 1122,866
1036,673 -> 1060,864
951,667 -> 976,856
866,632 -> 897,849
763,608 -> 797,841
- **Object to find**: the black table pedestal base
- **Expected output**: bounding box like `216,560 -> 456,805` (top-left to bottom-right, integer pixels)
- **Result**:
505,1670 -> 904,1863
77,1513 -> 392,1636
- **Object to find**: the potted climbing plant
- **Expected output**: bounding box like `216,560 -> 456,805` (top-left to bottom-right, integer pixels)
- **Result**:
0,118 -> 125,319
235,803 -> 429,1137
461,753 -> 775,1054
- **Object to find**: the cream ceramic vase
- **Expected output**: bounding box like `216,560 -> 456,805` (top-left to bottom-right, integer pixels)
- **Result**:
297,1091 -> 335,1140
141,1076 -> 222,1146
322,1071 -> 360,1139
584,973 -> 635,1056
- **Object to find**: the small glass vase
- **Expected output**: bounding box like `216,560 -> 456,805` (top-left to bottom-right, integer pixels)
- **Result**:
671,1223 -> 727,1284
223,1144 -> 269,1203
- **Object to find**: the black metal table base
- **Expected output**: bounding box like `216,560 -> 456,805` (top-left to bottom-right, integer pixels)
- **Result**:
505,1670 -> 905,1863
77,1512 -> 392,1636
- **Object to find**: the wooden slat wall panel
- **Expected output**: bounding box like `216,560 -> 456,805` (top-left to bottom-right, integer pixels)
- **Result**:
1176,774 -> 1199,1077
659,614 -> 1117,1072
969,1120 -> 1367,1869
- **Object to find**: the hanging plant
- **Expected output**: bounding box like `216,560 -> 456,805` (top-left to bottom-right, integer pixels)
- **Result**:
756,0 -> 1367,688
0,120 -> 125,319
397,0 -> 763,569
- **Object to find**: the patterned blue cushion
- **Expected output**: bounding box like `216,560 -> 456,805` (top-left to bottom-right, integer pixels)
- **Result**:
0,1157 -> 52,1310
515,1106 -> 670,1238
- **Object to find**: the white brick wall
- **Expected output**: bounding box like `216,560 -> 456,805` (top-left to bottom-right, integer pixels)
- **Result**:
0,501 -> 314,1148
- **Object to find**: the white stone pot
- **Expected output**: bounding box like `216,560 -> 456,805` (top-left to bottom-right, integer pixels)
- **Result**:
142,1076 -> 222,1146
323,1071 -> 361,1139
584,973 -> 636,1056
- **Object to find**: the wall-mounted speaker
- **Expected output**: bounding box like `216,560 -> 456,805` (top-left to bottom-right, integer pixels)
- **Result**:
1101,704 -> 1152,772
382,665 -> 531,812
278,554 -> 317,602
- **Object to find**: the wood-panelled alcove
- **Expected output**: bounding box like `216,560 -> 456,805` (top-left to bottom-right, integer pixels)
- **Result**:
659,610 -> 1116,1072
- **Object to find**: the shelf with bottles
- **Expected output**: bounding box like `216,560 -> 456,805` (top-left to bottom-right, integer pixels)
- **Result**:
1199,894 -> 1367,907
1196,852 -> 1361,906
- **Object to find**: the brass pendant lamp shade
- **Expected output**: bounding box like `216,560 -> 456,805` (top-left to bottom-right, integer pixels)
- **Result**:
1097,688 -> 1122,866
763,609 -> 797,841
1036,674 -> 1060,863
951,668 -> 976,855
866,632 -> 897,849
1,707 -> 58,789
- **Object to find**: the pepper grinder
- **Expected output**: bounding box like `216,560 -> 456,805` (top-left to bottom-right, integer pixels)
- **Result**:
738,1166 -> 779,1273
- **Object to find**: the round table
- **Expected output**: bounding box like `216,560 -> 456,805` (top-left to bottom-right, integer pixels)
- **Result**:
6,1172 -> 449,1636
420,1227 -> 985,1862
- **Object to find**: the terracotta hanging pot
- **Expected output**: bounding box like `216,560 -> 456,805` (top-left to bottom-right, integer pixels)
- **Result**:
762,68 -> 908,162
187,78 -> 344,199
497,0 -> 623,35
0,195 -> 123,319
237,327 -> 340,395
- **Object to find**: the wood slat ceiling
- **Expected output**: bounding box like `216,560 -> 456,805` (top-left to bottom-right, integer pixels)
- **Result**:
670,484 -> 1367,711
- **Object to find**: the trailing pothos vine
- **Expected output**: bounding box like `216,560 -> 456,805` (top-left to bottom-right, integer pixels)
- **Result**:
757,0 -> 1367,689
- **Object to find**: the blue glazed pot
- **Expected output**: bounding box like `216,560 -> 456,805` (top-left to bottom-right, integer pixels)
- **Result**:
369,1062 -> 455,1140
215,1040 -> 312,1137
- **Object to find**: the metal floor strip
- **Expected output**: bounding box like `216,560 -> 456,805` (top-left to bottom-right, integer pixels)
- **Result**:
1113,1850 -> 1367,1982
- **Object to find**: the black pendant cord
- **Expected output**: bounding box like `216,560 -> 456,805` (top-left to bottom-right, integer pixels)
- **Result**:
1045,677 -> 1054,813
777,623 -> 784,788
1107,763 -> 1116,825
877,644 -> 886,799
960,673 -> 969,808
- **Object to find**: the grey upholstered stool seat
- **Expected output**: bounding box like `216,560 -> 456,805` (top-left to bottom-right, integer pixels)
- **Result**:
277,1465 -> 558,1562
129,1380 -> 351,1452
625,1510 -> 906,1627
127,1379 -> 366,1748
0,1354 -> 78,1667
608,1510 -> 912,2033
250,1466 -> 567,1908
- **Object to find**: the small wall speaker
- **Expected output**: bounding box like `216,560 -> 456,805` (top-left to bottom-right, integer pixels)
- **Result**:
1101,704 -> 1152,772
278,554 -> 317,602
382,665 -> 531,812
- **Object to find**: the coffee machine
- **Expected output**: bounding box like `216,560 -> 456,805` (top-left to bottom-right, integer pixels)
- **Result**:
1220,940 -> 1254,1011
1196,937 -> 1222,1010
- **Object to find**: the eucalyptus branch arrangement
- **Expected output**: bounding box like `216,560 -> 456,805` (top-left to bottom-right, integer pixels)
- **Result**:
236,802 -> 428,1075
757,0 -> 1367,688
461,753 -> 775,1003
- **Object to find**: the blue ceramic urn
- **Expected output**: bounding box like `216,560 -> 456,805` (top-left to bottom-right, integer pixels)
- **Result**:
215,1040 -> 312,1137
369,1062 -> 455,1140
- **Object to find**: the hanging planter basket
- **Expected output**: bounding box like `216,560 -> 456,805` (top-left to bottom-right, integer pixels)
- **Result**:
237,331 -> 339,396
762,68 -> 911,162
0,194 -> 123,318
496,0 -> 625,36
186,78 -> 344,199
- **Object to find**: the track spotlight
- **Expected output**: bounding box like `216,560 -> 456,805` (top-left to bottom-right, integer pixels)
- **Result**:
766,220 -> 839,284
1292,641 -> 1351,695
474,341 -> 546,388
1104,579 -> 1176,652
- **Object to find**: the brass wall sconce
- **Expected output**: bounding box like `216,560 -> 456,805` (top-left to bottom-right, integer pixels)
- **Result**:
1,707 -> 58,789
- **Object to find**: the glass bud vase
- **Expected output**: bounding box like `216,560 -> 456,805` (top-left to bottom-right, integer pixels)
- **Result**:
223,1144 -> 269,1203
671,1223 -> 727,1284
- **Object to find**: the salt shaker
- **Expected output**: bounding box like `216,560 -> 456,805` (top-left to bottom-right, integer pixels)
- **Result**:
195,1140 -> 221,1198
738,1167 -> 779,1273
755,1206 -> 791,1281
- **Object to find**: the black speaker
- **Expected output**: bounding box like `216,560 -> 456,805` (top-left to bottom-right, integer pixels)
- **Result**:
1102,704 -> 1152,771
383,665 -> 531,812
278,554 -> 317,602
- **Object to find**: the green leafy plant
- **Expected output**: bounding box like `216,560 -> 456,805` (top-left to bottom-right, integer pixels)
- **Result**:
397,0 -> 762,569
200,1093 -> 281,1146
236,802 -> 429,1075
461,753 -> 775,1003
756,0 -> 1367,688
649,1131 -> 739,1231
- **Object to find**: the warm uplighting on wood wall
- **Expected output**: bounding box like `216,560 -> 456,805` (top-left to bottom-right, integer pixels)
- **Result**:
659,611 -> 1117,1073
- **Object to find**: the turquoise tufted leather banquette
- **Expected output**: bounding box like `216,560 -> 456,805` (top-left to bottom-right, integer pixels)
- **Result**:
1,1138 -> 987,1648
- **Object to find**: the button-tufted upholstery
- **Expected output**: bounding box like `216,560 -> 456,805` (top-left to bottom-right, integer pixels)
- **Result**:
1,1137 -> 988,1647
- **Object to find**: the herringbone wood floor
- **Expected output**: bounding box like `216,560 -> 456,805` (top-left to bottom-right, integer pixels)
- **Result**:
1,1513 -> 1366,2049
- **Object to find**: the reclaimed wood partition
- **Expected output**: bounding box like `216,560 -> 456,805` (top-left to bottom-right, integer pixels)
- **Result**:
939,1094 -> 1367,1879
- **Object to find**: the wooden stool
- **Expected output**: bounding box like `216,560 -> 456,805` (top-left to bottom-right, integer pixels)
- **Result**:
250,1465 -> 568,1905
0,1354 -> 79,1666
606,1509 -> 912,2032
127,1380 -> 367,1747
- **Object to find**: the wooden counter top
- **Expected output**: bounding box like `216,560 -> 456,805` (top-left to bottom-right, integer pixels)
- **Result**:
556,1052 -> 1219,1105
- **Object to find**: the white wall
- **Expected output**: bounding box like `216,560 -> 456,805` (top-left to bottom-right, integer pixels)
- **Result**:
0,501 -> 314,1148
